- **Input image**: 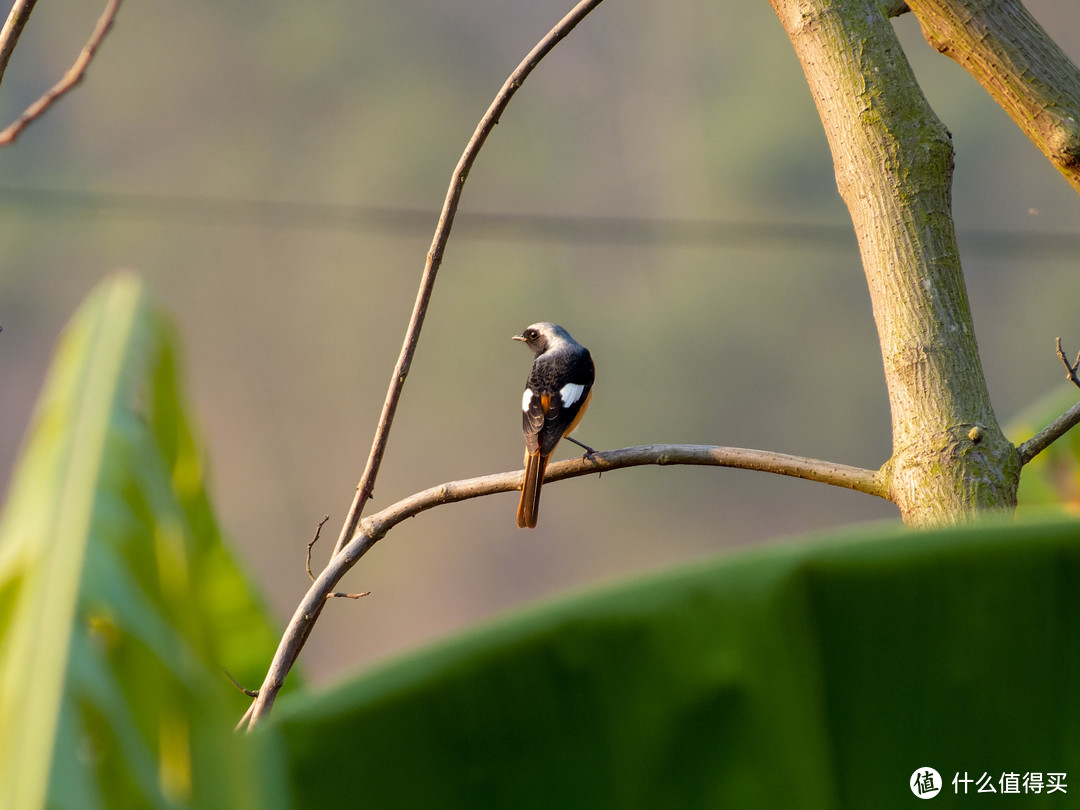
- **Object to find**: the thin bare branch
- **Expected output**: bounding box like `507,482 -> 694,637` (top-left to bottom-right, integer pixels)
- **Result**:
240,443 -> 885,729
0,0 -> 121,147
305,515 -> 331,582
0,0 -> 39,84
332,0 -> 608,556
1017,339 -> 1080,464
1017,400 -> 1080,465
1055,337 -> 1080,389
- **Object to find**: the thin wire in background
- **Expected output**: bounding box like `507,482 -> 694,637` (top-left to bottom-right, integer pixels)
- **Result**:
0,185 -> 1075,259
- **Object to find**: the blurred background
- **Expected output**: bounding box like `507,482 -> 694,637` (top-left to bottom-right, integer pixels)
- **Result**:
0,0 -> 1077,686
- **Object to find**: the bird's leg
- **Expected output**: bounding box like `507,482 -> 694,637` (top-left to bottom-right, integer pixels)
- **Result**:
565,435 -> 597,459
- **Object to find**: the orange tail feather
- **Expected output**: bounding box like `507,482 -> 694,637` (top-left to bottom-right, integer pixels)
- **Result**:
517,451 -> 549,528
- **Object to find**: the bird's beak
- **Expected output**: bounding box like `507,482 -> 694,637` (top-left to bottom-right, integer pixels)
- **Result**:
512,333 -> 526,342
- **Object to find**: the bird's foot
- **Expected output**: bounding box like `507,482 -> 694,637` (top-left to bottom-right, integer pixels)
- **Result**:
565,435 -> 598,460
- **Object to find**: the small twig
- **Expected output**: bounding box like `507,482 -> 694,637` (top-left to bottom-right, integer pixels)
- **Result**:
308,516 -> 368,597
331,0 -> 608,557
1055,337 -> 1080,389
306,515 -> 331,582
309,516 -> 367,596
1016,339 -> 1080,464
240,443 -> 886,730
0,0 -> 122,147
222,669 -> 259,698
1017,400 -> 1080,465
328,590 -> 371,600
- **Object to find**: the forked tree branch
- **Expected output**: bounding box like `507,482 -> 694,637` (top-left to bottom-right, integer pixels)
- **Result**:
770,0 -> 1021,525
331,0 -> 607,557
0,0 -> 121,147
240,444 -> 885,729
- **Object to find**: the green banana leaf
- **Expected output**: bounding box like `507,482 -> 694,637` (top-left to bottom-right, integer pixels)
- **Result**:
272,517 -> 1080,809
0,275 -> 288,810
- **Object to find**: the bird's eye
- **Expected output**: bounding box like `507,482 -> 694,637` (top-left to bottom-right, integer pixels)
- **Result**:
526,329 -> 538,340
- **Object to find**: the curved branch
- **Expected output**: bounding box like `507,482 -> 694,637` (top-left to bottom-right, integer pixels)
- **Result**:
241,444 -> 885,728
363,445 -> 887,537
0,0 -> 122,147
332,0 -> 607,556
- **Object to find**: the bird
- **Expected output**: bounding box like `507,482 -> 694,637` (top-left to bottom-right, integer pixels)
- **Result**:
513,322 -> 595,528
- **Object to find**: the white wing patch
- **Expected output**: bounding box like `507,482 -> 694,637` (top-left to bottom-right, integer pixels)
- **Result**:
559,382 -> 585,408
522,389 -> 534,412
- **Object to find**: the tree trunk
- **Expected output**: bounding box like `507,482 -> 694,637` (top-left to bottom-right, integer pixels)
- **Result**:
768,0 -> 1021,525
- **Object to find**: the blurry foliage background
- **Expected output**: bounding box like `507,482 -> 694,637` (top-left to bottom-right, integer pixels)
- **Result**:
0,0 -> 1078,686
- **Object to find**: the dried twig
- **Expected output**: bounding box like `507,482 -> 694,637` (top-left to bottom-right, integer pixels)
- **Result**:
327,590 -> 370,600
307,514 -> 368,598
331,0 -> 608,557
305,515 -> 331,582
240,443 -> 886,729
1017,338 -> 1080,464
0,0 -> 122,147
1055,337 -> 1080,389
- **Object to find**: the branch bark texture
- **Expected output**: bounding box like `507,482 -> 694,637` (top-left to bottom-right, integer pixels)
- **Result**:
768,0 -> 1020,525
906,0 -> 1080,194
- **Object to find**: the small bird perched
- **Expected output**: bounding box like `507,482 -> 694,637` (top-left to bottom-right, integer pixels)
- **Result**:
513,322 -> 595,528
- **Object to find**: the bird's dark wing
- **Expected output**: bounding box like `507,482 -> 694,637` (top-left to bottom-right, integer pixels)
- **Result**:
523,349 -> 594,456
